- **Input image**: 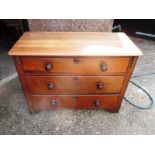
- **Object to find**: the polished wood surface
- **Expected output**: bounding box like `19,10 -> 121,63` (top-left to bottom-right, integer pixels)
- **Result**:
116,56 -> 139,111
9,32 -> 142,56
25,75 -> 125,94
22,57 -> 130,75
9,32 -> 142,113
13,56 -> 34,113
30,95 -> 119,111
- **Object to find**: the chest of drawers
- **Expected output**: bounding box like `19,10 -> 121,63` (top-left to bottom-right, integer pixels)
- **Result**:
9,32 -> 142,114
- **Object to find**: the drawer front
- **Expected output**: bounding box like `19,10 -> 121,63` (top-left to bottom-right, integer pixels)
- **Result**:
22,57 -> 130,75
30,95 -> 119,110
25,76 -> 125,94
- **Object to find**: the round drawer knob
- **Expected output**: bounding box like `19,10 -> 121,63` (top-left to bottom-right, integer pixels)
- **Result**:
73,57 -> 80,64
50,99 -> 57,106
45,63 -> 52,71
48,83 -> 54,90
97,82 -> 104,90
100,63 -> 108,72
94,100 -> 100,106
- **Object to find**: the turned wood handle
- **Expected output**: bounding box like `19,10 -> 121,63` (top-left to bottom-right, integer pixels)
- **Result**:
45,63 -> 52,71
100,63 -> 108,72
50,99 -> 57,106
97,82 -> 104,90
94,100 -> 100,106
48,83 -> 54,90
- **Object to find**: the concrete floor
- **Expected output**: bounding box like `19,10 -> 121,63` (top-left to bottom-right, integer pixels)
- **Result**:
0,43 -> 16,80
0,36 -> 155,135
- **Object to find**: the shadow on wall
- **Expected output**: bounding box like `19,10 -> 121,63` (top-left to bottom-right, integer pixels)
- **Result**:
28,19 -> 114,32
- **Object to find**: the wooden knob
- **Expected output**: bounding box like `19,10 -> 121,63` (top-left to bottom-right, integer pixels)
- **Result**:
94,100 -> 100,106
97,82 -> 104,90
48,83 -> 54,90
45,63 -> 52,71
100,63 -> 108,72
73,57 -> 80,64
50,99 -> 57,106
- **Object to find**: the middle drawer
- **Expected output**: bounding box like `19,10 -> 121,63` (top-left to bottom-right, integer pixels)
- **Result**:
25,76 -> 125,94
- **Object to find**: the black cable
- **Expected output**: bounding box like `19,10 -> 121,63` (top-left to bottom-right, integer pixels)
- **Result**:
124,72 -> 155,109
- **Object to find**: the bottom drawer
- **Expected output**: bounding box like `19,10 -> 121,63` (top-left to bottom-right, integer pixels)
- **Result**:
30,95 -> 120,111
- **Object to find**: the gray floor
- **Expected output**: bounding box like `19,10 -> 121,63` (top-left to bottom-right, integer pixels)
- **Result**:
0,37 -> 155,135
0,43 -> 16,80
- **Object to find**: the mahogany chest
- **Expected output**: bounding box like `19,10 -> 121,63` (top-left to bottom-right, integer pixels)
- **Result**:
8,32 -> 142,113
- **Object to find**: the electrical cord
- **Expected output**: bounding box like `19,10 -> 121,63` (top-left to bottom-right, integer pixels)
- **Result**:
124,72 -> 155,109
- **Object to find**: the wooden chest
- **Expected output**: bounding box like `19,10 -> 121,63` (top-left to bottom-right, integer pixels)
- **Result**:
8,32 -> 142,113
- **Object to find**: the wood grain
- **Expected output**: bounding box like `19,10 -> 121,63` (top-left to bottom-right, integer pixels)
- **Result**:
22,56 -> 130,75
13,56 -> 34,113
25,75 -> 125,94
9,32 -> 142,113
30,94 -> 119,111
9,32 -> 143,56
115,56 -> 139,112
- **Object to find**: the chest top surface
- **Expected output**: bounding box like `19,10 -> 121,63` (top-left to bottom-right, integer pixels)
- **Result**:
8,32 -> 143,56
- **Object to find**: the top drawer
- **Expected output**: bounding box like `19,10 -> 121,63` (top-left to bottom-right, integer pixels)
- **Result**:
22,57 -> 131,75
